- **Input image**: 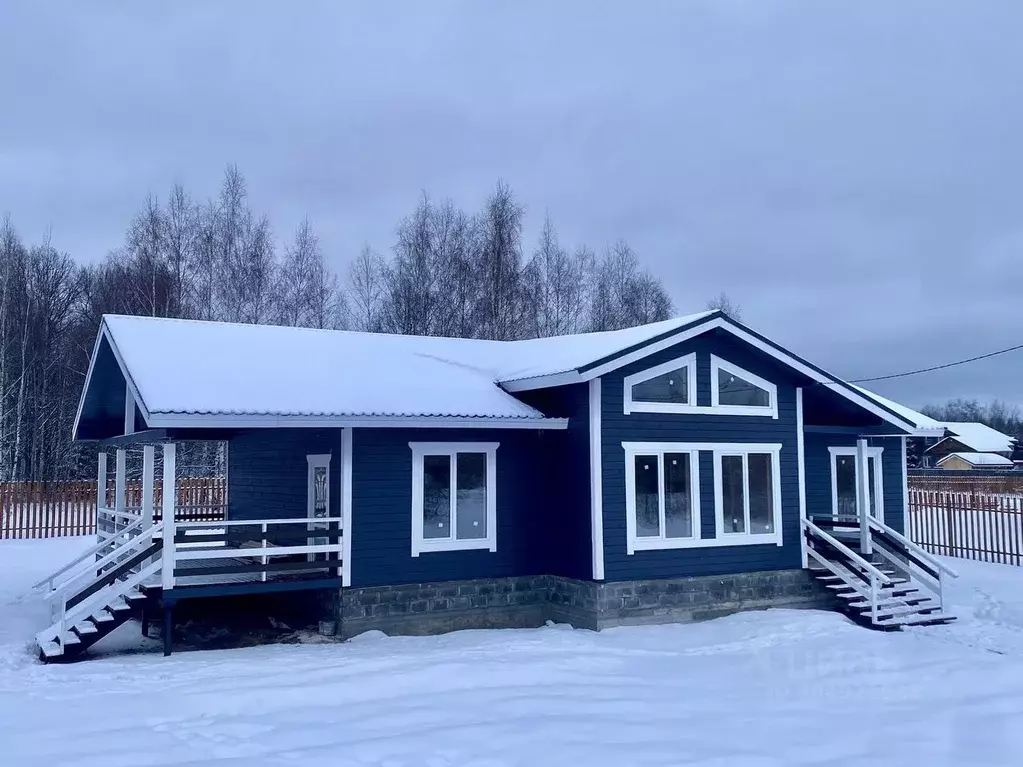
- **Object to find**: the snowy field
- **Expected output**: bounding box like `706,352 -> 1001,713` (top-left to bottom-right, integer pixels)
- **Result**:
2,538 -> 1023,766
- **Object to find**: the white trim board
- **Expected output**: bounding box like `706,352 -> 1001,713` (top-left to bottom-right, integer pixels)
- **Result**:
796,388 -> 808,568
146,413 -> 568,430
341,428 -> 353,587
589,378 -> 605,580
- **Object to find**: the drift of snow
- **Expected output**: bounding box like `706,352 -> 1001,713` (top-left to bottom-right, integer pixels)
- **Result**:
2,537 -> 1023,765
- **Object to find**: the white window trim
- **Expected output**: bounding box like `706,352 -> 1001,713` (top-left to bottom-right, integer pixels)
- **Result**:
829,446 -> 884,522
710,355 -> 778,418
623,353 -> 697,415
712,444 -> 784,546
622,441 -> 784,551
410,442 -> 498,557
623,444 -> 702,554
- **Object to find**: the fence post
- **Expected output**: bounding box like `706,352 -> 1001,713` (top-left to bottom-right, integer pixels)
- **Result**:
945,492 -> 957,558
161,443 -> 176,591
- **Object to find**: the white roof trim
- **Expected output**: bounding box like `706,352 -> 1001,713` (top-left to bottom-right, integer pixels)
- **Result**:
503,316 -> 922,434
147,413 -> 568,430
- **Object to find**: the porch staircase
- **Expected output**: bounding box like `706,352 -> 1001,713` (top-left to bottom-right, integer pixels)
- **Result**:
32,520 -> 162,662
804,515 -> 958,630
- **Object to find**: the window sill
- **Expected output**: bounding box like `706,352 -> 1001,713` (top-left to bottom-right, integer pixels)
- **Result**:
628,532 -> 783,553
412,538 -> 497,557
624,403 -> 778,418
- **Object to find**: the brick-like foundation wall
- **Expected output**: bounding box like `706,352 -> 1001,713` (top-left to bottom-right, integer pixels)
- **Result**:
340,570 -> 833,638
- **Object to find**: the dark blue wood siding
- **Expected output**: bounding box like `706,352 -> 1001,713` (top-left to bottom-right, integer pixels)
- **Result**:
228,429 -> 344,522
515,384 -> 593,580
600,329 -> 804,580
351,427 -> 549,587
804,433 -> 906,533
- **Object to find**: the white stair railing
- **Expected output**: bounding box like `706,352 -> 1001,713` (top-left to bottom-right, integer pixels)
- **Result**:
803,519 -> 892,622
32,517 -> 145,594
37,523 -> 163,651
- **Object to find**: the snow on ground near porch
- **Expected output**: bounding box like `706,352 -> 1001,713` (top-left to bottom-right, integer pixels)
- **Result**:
1,538 -> 1022,766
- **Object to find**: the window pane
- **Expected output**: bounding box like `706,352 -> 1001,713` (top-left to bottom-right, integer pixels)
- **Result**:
422,455 -> 451,539
634,455 -> 661,537
835,455 -> 857,518
664,453 -> 694,538
632,367 -> 689,404
748,453 -> 774,534
456,453 -> 487,540
721,455 -> 745,533
717,368 -> 770,407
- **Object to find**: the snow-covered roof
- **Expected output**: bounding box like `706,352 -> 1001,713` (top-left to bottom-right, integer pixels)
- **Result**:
76,311 -> 940,434
850,385 -> 943,433
90,313 -> 711,426
937,452 -> 1014,468
931,422 -> 1016,454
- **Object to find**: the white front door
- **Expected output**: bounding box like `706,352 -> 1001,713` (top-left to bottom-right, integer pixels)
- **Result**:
307,454 -> 331,560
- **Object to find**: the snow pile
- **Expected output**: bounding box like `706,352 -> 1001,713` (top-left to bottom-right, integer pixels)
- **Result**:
2,538 -> 1022,765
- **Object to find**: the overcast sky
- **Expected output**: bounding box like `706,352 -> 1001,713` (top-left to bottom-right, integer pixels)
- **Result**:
2,1 -> 1022,411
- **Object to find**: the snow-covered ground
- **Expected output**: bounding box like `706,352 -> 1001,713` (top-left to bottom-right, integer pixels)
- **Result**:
2,538 -> 1022,766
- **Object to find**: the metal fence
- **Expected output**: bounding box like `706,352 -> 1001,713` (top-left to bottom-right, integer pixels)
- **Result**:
908,485 -> 1023,566
0,477 -> 227,539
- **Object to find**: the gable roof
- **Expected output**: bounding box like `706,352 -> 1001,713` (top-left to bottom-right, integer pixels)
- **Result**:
936,451 -> 1014,468
926,422 -> 1016,454
73,311 -> 940,436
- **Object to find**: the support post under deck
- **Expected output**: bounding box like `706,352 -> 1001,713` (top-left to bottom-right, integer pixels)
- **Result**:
163,602 -> 173,657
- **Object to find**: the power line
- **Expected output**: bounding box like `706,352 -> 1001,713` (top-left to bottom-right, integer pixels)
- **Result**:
847,342 -> 1023,384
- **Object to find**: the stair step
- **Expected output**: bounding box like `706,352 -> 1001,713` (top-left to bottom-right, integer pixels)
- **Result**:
123,591 -> 146,604
106,600 -> 131,615
91,611 -> 116,625
73,622 -> 99,637
847,594 -> 929,609
873,604 -> 942,621
56,631 -> 82,649
886,613 -> 957,627
38,640 -> 64,660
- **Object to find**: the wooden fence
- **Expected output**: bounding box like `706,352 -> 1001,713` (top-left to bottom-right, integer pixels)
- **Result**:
908,486 -> 1023,566
0,477 -> 227,539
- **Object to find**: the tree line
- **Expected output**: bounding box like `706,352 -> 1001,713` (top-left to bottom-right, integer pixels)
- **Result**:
0,165 -> 677,482
920,398 -> 1023,446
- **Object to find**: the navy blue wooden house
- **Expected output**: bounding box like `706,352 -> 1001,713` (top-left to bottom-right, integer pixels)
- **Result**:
34,310 -> 959,661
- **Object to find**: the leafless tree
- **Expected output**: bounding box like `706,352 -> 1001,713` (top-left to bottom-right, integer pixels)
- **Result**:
706,291 -> 743,322
347,245 -> 386,332
475,180 -> 524,340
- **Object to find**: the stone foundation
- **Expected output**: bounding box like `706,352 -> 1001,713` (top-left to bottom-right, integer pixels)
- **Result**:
340,570 -> 832,638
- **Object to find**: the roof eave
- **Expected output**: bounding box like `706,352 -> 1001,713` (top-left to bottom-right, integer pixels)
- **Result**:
145,413 -> 569,430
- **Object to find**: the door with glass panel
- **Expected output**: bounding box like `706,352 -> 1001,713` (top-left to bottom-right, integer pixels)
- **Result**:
831,450 -> 882,524
307,454 -> 331,561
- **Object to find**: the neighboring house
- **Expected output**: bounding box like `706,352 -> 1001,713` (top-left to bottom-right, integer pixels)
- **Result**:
36,310 -> 959,661
923,422 -> 1017,468
935,452 -> 1014,470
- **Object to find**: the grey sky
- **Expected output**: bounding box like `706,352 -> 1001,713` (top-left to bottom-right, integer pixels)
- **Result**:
2,1 -> 1022,411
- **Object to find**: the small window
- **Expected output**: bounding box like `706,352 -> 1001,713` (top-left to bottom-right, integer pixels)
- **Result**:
410,442 -> 498,556
623,353 -> 697,414
713,447 -> 782,543
710,356 -> 778,418
625,446 -> 700,552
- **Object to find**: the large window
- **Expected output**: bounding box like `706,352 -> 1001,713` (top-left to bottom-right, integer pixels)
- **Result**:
623,441 -> 783,551
829,446 -> 883,522
715,448 -> 782,542
623,353 -> 697,414
710,356 -> 778,418
410,442 -> 498,556
624,445 -> 700,552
